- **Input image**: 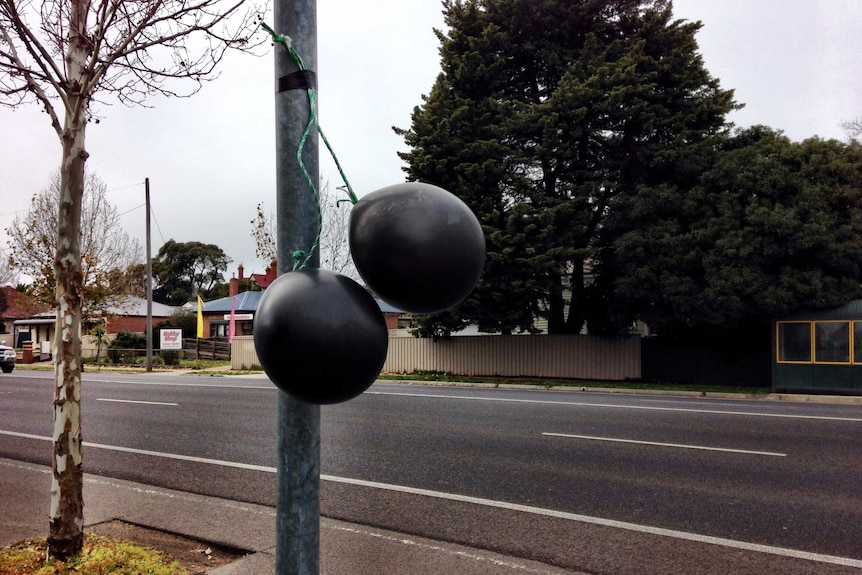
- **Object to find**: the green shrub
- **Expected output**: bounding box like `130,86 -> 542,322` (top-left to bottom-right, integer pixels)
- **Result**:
160,350 -> 181,366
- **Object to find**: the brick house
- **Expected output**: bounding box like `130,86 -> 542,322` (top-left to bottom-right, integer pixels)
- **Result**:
13,296 -> 175,361
0,286 -> 50,347
95,297 -> 176,334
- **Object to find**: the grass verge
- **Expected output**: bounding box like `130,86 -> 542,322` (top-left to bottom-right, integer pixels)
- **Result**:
377,371 -> 771,396
0,535 -> 187,575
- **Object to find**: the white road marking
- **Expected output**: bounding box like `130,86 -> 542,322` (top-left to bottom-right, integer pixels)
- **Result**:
366,391 -> 862,422
96,398 -> 179,406
322,476 -> 862,568
2,428 -> 859,568
0,430 -> 275,472
542,432 -> 787,457
92,379 -> 276,390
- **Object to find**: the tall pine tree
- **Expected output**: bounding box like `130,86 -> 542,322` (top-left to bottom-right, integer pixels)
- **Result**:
397,0 -> 737,335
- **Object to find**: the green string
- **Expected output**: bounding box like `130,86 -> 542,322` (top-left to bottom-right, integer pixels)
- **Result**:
260,22 -> 359,270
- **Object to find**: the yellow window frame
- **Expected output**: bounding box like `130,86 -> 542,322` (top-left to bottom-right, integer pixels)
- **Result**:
776,321 -> 813,364
813,320 -> 852,365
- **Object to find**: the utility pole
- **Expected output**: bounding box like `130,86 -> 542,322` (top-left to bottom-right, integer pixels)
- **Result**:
274,0 -> 320,573
145,178 -> 153,372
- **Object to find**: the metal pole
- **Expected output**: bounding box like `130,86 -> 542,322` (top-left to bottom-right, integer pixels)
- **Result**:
274,0 -> 320,573
145,178 -> 153,372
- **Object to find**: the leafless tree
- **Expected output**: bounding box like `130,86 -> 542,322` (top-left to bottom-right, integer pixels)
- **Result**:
0,248 -> 16,285
6,171 -> 143,313
252,180 -> 359,280
842,117 -> 862,141
0,0 -> 263,558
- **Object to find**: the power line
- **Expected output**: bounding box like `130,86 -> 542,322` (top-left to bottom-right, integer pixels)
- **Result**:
105,181 -> 145,194
150,205 -> 166,246
117,203 -> 145,217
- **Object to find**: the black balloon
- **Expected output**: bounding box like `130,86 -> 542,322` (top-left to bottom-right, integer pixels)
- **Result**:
349,182 -> 486,314
253,268 -> 388,404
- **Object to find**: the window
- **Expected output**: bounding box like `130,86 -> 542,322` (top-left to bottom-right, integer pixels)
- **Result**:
777,322 -> 811,363
814,321 -> 850,364
210,322 -> 228,338
853,322 -> 862,363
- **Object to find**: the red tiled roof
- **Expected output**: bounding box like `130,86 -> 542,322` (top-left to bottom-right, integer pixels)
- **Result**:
1,286 -> 49,320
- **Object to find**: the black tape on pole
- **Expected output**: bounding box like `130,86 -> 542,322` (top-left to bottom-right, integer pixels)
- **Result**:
278,70 -> 317,93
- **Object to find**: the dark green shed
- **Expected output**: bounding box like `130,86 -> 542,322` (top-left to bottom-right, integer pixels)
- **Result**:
773,300 -> 862,394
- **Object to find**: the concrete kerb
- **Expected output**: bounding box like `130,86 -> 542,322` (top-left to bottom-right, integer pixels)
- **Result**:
375,378 -> 862,404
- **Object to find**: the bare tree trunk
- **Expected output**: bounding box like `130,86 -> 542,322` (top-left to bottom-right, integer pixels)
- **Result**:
48,0 -> 89,558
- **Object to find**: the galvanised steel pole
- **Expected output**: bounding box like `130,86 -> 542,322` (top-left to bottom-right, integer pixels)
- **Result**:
274,0 -> 320,573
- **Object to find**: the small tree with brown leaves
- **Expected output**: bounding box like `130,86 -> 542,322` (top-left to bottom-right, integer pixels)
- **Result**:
6,171 -> 143,314
252,182 -> 358,279
0,0 -> 262,559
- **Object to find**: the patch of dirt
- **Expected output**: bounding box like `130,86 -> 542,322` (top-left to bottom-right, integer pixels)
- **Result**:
88,520 -> 247,574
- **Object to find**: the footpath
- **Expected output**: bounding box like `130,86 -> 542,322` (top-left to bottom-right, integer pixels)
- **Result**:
0,457 -> 580,574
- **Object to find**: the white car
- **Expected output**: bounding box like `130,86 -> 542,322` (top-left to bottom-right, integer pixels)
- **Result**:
0,343 -> 15,373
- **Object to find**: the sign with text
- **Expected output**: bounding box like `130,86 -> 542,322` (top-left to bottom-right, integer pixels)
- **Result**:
224,313 -> 254,321
160,329 -> 183,350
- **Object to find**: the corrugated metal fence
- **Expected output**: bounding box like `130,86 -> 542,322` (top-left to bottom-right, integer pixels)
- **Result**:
383,334 -> 640,380
232,336 -> 260,370
232,334 -> 641,380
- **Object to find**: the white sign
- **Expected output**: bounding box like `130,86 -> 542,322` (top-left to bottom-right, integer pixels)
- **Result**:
224,313 -> 254,321
160,329 -> 183,350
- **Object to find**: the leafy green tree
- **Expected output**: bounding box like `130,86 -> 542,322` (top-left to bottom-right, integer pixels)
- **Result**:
594,127 -> 862,337
397,0 -> 737,336
152,240 -> 231,305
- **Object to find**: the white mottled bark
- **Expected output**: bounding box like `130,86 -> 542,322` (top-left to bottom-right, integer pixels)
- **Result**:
47,0 -> 89,559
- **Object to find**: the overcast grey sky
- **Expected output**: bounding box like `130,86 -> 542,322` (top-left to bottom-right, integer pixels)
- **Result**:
1,0 -> 860,285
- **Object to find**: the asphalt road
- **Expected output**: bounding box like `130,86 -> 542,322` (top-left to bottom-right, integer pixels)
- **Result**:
2,370 -> 861,574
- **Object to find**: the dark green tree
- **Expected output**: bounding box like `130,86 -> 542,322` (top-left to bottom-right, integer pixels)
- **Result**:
156,309 -> 198,339
594,126 -> 862,337
397,0 -> 737,336
152,240 -> 231,305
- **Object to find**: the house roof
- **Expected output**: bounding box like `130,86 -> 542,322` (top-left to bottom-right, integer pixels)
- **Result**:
203,291 -> 264,314
375,299 -> 405,314
782,299 -> 862,321
0,286 -> 50,319
13,296 -> 175,322
251,272 -> 275,289
200,290 -> 403,315
100,296 -> 175,318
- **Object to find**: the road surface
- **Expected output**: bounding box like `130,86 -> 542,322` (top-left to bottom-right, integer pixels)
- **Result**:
1,370 -> 861,574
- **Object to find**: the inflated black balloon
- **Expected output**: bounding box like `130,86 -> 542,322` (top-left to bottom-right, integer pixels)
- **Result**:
253,268 -> 388,404
349,182 -> 485,314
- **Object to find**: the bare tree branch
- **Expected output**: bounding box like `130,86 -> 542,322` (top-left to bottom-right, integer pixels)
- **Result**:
0,0 -> 267,559
1,0 -> 266,114
843,117 -> 862,141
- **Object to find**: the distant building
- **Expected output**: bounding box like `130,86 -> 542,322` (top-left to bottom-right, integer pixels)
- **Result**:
198,264 -> 405,338
13,296 -> 175,361
0,286 -> 50,347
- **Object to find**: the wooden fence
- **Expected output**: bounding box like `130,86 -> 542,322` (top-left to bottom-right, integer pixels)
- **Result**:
183,338 -> 231,361
231,334 -> 641,380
